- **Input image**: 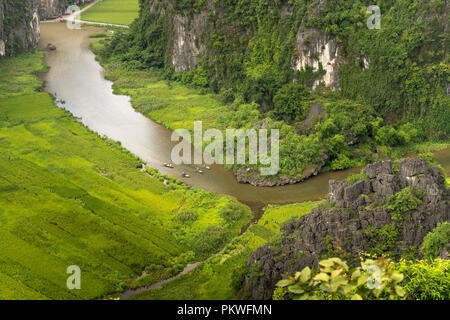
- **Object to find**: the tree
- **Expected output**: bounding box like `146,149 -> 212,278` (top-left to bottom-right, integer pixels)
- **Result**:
273,83 -> 310,121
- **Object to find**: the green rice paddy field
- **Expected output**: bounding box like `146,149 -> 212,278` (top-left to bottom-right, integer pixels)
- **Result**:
81,0 -> 139,26
130,201 -> 319,300
0,51 -> 251,299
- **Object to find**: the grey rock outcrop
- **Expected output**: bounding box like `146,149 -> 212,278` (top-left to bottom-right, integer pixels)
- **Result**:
291,28 -> 340,91
171,12 -> 207,72
39,0 -> 67,20
0,0 -> 40,57
0,0 -> 94,57
148,0 -> 341,93
46,43 -> 56,50
39,0 -> 94,20
243,158 -> 449,300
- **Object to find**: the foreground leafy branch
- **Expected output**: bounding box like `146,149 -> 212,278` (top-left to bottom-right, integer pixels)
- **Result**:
274,257 -> 404,300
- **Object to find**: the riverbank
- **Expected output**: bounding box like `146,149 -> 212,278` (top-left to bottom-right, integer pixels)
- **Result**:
0,50 -> 251,299
39,22 -> 380,209
90,36 -> 450,187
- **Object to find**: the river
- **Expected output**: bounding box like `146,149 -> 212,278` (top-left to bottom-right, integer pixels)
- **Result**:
38,23 -> 450,213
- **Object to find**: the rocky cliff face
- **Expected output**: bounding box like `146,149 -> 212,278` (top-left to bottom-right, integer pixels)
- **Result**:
39,0 -> 67,20
39,0 -> 93,20
147,0 -> 340,91
291,28 -> 340,90
0,0 -> 94,56
243,158 -> 449,300
171,12 -> 207,72
148,0 -> 212,72
0,0 -> 40,57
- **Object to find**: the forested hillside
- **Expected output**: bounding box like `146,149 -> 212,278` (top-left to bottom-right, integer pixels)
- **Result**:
97,0 -> 449,185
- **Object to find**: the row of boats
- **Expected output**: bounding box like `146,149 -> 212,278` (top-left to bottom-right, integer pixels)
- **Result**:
163,163 -> 211,178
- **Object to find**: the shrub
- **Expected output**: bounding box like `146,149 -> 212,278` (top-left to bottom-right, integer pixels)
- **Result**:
230,264 -> 249,293
420,222 -> 450,259
247,262 -> 263,287
273,83 -> 310,121
192,66 -> 209,87
326,134 -> 347,157
191,226 -> 230,259
393,259 -> 450,300
375,126 -> 405,147
364,224 -> 400,256
275,257 -> 405,300
219,201 -> 246,225
331,154 -> 355,171
346,172 -> 368,183
387,187 -> 424,223
175,211 -> 199,224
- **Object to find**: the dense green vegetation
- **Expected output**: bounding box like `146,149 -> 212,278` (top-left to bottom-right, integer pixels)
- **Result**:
81,0 -> 139,25
387,187 -> 424,223
275,256 -> 406,300
421,222 -> 449,260
0,51 -> 251,299
394,258 -> 449,300
93,38 -> 449,182
275,256 -> 449,300
93,0 -> 449,183
128,202 -> 319,299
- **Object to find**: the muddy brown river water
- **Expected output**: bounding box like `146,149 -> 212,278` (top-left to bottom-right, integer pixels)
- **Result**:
38,23 -> 450,212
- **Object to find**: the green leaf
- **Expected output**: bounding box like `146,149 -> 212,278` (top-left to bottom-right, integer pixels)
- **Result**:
313,273 -> 330,282
276,279 -> 293,287
319,259 -> 334,268
331,269 -> 343,279
329,257 -> 343,264
351,294 -> 363,300
330,275 -> 348,291
351,269 -> 361,280
391,272 -> 404,283
299,267 -> 311,283
395,285 -> 405,297
288,285 -> 305,294
357,274 -> 368,286
293,293 -> 310,300
342,283 -> 357,295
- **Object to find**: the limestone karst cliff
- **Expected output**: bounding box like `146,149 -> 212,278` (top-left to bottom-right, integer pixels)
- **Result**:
0,0 -> 40,57
0,0 -> 94,56
243,158 -> 449,299
39,0 -> 68,20
145,0 -> 341,90
39,0 -> 93,20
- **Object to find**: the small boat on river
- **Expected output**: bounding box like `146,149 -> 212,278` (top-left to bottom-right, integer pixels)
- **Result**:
181,171 -> 190,178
